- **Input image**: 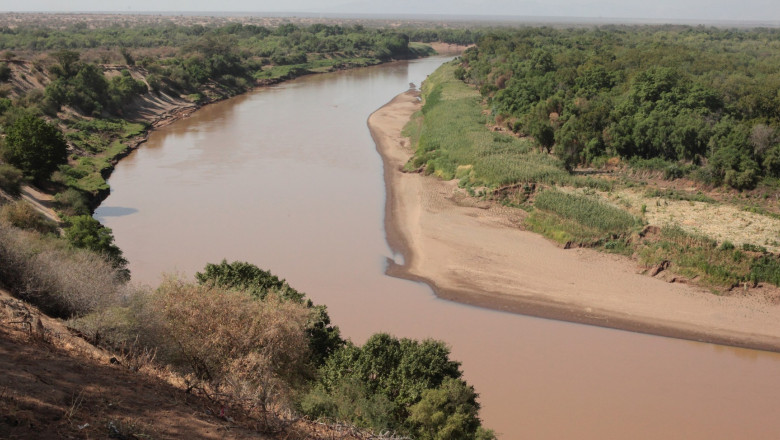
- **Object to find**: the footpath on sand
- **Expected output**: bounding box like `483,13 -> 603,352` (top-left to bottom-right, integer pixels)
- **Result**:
369,89 -> 780,352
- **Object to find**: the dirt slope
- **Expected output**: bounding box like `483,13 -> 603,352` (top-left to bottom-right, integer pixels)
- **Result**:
0,288 -> 273,439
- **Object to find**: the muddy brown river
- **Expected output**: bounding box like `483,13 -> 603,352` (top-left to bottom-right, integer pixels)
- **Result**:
96,57 -> 780,439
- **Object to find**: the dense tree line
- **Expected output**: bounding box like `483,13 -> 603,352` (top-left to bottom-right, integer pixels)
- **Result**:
0,22 -> 422,65
458,26 -> 780,189
403,27 -> 483,45
43,49 -> 148,115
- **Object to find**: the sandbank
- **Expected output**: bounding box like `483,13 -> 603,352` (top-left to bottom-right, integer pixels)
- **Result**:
369,90 -> 780,352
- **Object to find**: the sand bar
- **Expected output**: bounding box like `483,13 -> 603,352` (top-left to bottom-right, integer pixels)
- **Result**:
369,90 -> 780,352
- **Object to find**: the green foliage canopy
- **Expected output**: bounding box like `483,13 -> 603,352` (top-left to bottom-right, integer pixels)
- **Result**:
303,333 -> 493,438
1,113 -> 68,181
458,26 -> 780,189
64,215 -> 128,276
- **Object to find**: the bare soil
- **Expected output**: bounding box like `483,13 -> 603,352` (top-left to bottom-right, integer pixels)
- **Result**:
0,288 -> 271,439
0,287 -> 380,439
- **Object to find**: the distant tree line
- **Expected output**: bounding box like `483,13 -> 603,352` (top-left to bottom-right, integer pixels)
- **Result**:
458,26 -> 780,189
0,22 -> 453,284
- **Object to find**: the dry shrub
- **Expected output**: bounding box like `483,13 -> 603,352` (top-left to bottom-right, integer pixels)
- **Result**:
0,164 -> 23,196
0,222 -> 126,318
152,277 -> 312,418
0,200 -> 59,235
31,249 -> 124,316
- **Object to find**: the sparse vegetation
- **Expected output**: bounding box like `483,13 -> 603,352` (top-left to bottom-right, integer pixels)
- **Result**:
0,221 -> 127,318
196,260 -> 344,366
638,226 -> 751,287
0,200 -> 58,235
644,188 -> 716,203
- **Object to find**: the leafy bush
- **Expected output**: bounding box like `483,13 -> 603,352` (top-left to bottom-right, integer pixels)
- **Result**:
409,378 -> 496,440
45,62 -> 109,116
300,377 -> 395,430
196,259 -> 303,302
0,163 -> 23,196
1,114 -> 68,182
303,333 -> 493,438
107,70 -> 148,109
54,187 -> 91,216
750,255 -> 780,285
64,215 -> 128,275
742,243 -> 768,253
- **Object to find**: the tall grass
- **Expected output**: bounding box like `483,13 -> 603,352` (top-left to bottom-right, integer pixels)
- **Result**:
525,189 -> 640,245
638,226 -> 753,287
406,62 -> 609,190
533,190 -> 640,233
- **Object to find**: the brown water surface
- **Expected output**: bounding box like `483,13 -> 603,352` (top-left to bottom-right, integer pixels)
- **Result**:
96,58 -> 780,439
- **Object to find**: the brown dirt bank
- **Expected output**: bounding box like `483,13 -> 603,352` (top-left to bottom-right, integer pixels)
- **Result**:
369,90 -> 780,353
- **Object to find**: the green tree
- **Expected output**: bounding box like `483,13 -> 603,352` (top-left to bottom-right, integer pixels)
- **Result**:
1,114 -> 68,182
51,49 -> 81,77
708,119 -> 759,190
409,378 -> 496,440
530,120 -> 555,153
308,333 -> 479,435
0,62 -> 10,82
554,116 -> 583,171
64,215 -> 128,276
196,259 -> 303,301
300,378 -> 395,430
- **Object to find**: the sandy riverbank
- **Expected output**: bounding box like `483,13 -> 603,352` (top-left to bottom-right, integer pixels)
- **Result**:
369,90 -> 780,352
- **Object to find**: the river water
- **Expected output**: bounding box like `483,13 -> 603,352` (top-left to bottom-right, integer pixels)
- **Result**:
96,57 -> 780,439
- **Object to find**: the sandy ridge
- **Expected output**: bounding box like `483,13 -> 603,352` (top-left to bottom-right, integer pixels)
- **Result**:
369,90 -> 780,352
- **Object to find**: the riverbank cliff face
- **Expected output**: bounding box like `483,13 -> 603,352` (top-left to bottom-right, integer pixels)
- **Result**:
369,90 -> 780,352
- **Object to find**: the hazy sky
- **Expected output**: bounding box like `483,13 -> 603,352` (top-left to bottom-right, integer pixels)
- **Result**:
4,0 -> 780,22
